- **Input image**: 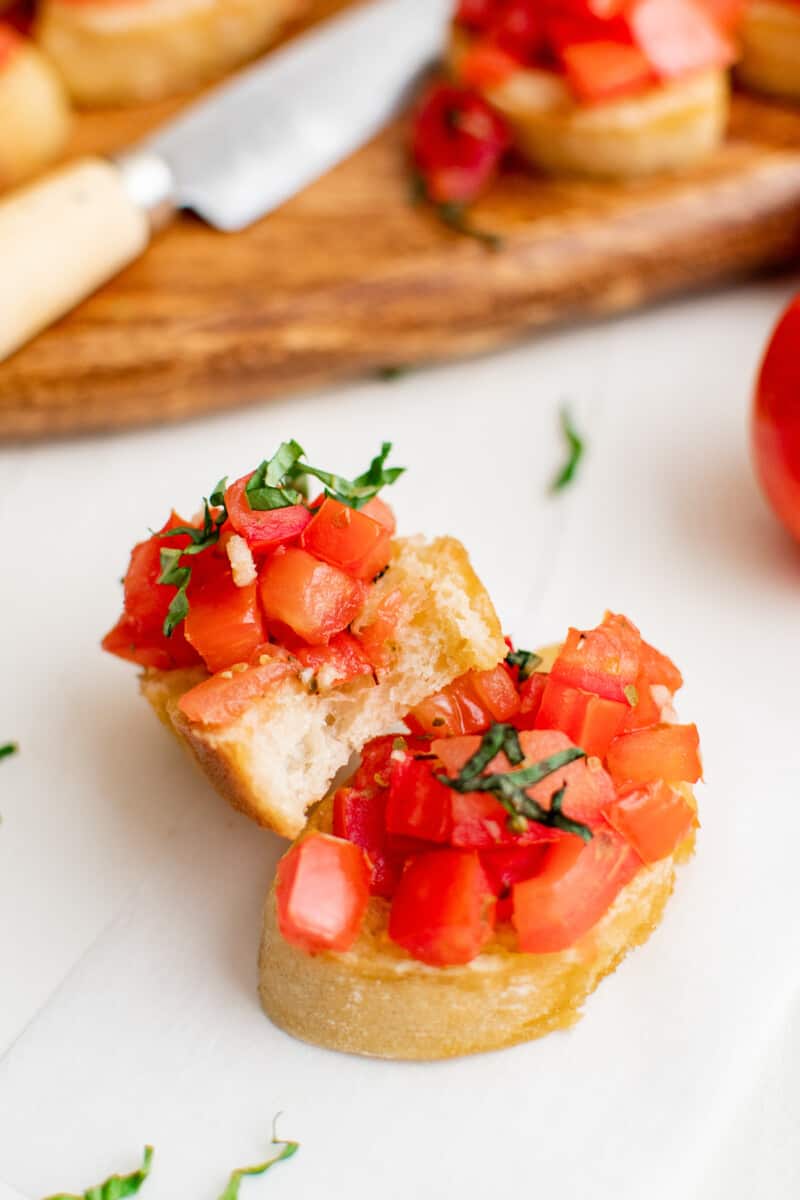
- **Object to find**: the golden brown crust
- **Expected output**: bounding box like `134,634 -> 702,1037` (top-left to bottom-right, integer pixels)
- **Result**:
141,536 -> 505,838
448,29 -> 729,180
737,1 -> 800,102
258,794 -> 696,1060
35,0 -> 308,107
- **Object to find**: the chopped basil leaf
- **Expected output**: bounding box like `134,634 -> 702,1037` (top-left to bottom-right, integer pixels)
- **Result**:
437,202 -> 504,251
505,648 -> 543,682
209,477 -> 228,508
0,742 -> 18,760
624,684 -> 639,708
289,441 -> 405,510
158,548 -> 192,638
246,441 -> 306,511
439,723 -> 592,842
551,407 -> 585,494
218,1123 -> 299,1200
44,1145 -> 153,1200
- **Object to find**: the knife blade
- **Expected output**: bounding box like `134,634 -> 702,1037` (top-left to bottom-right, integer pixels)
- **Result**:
0,0 -> 450,363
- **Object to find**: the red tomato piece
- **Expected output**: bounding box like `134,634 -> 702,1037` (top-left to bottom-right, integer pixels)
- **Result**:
479,842 -> 551,896
361,495 -> 397,534
621,638 -> 683,731
295,632 -> 374,688
388,849 -> 496,966
184,570 -> 265,674
486,0 -> 545,63
353,587 -> 404,669
412,82 -> 511,205
333,787 -> 401,899
513,826 -> 640,953
352,734 -> 432,792
470,663 -> 521,722
518,730 -> 616,824
458,39 -> 521,88
640,639 -> 683,693
455,0 -> 503,32
627,0 -> 735,79
102,613 -> 201,671
406,674 -> 493,738
450,791 -> 563,848
276,833 -> 371,954
752,294 -> 800,543
121,511 -> 193,634
511,672 -> 548,731
300,496 -> 392,581
561,40 -> 654,102
259,546 -> 367,645
534,676 -> 628,758
607,723 -> 702,788
603,781 -> 697,863
224,474 -> 312,556
385,756 -> 453,844
178,647 -> 295,726
550,613 -> 641,702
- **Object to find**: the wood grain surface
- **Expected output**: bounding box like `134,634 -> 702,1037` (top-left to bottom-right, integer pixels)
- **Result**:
3,18 -> 800,440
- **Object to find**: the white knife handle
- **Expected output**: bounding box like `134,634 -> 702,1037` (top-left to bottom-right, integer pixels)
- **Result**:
0,154 -> 173,363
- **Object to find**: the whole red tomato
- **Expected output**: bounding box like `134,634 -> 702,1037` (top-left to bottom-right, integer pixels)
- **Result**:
752,294 -> 800,543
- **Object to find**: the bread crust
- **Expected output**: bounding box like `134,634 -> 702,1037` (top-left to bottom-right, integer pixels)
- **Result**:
141,536 -> 505,838
737,0 -> 800,102
0,40 -> 71,191
259,792 -> 695,1059
35,0 -> 307,106
448,29 -> 729,180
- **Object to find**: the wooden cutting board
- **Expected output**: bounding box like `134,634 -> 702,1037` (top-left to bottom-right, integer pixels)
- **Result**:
3,14 -> 800,439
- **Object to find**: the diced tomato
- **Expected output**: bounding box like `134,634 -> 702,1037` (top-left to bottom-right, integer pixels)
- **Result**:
640,639 -> 683,693
604,781 -> 697,863
275,833 -> 370,954
512,672 -> 548,731
224,474 -> 312,556
534,676 -> 628,758
178,646 -> 295,726
513,826 -> 640,953
550,613 -> 641,703
184,569 -> 265,674
361,495 -> 397,534
434,729 -> 615,827
353,587 -> 404,669
627,0 -> 735,80
752,294 -> 800,544
406,674 -> 492,738
620,678 -> 663,732
412,82 -> 511,205
385,756 -> 453,844
333,787 -> 401,898
486,0 -> 546,63
295,632 -> 374,688
102,613 -> 202,671
561,40 -> 654,102
479,842 -> 551,896
456,0 -> 503,33
458,39 -> 521,88
259,546 -> 367,645
470,664 -> 521,722
450,790 -> 562,848
388,849 -> 496,966
300,496 -> 392,582
607,723 -> 702,787
120,511 -> 193,634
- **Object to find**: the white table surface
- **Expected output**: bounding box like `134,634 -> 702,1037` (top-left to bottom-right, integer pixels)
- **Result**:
2,277 -> 799,1199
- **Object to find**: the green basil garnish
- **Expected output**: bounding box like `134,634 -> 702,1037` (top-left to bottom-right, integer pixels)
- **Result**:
44,1145 -> 153,1200
551,407 -> 585,494
505,648 -> 543,682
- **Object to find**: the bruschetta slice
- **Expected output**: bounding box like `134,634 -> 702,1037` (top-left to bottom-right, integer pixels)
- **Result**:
35,0 -> 307,107
737,0 -> 800,101
446,0 -> 734,180
259,614 -> 701,1059
0,24 -> 70,191
103,442 -> 505,838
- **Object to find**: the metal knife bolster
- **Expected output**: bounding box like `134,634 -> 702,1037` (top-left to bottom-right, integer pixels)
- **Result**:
113,150 -> 178,233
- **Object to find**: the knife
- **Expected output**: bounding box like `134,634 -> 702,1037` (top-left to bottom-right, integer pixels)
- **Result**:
0,0 -> 450,364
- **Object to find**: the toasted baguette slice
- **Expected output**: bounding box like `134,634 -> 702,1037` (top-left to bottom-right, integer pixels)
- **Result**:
737,1 -> 800,102
142,536 -> 504,839
35,0 -> 306,107
0,30 -> 70,191
448,29 -> 728,180
259,795 -> 696,1060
